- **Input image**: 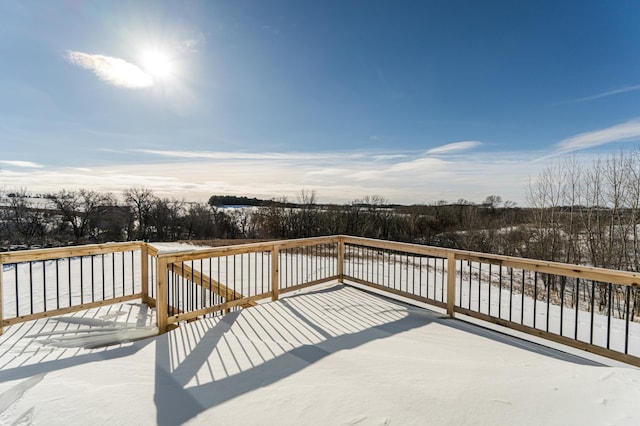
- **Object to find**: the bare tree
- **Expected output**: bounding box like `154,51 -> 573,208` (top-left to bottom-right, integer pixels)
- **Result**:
294,189 -> 320,237
52,189 -> 114,243
151,198 -> 185,241
4,188 -> 48,245
123,188 -> 157,241
230,207 -> 257,238
526,163 -> 564,262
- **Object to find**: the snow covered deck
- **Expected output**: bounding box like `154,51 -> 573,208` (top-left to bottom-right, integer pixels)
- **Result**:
1,283 -> 639,425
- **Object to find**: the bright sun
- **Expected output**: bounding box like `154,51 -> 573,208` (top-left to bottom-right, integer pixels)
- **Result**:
141,51 -> 173,78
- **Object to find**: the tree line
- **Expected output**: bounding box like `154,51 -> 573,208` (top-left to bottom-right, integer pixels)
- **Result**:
4,148 -> 640,275
0,186 -> 525,250
0,188 -> 240,247
5,149 -> 640,322
526,150 -> 640,270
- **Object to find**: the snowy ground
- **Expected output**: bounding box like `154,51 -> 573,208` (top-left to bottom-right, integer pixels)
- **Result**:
345,253 -> 640,357
1,283 -> 639,426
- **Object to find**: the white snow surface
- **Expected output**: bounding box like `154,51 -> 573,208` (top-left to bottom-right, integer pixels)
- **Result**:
151,242 -> 208,254
1,283 -> 640,425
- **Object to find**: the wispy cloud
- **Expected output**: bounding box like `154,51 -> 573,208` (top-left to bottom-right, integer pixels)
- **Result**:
168,26 -> 206,53
181,32 -> 206,52
425,141 -> 481,155
133,149 -> 368,161
388,156 -> 449,173
0,160 -> 43,168
556,119 -> 640,152
66,51 -> 153,89
569,84 -> 640,103
0,148 -> 539,205
372,154 -> 407,161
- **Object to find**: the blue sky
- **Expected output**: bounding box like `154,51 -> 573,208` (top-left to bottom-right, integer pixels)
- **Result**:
2,0 -> 640,205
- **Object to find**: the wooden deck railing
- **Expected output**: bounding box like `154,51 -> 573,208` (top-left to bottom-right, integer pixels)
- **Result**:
341,236 -> 640,366
0,242 -> 147,329
2,236 -> 639,366
153,236 -> 340,332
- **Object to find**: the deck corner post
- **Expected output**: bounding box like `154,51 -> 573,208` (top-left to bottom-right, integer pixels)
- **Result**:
338,236 -> 345,283
156,256 -> 169,334
140,242 -> 149,304
271,245 -> 280,301
0,255 -> 4,336
446,253 -> 457,318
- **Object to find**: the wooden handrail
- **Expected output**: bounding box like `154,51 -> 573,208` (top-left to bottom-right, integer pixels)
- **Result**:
157,236 -> 340,264
0,241 -> 148,335
3,236 -> 639,292
2,236 -> 639,366
0,241 -> 143,263
341,235 -> 640,288
0,255 -> 3,335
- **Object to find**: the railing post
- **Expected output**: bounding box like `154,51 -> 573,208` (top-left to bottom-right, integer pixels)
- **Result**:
0,255 -> 4,336
156,256 -> 168,334
447,253 -> 457,318
338,236 -> 344,283
140,242 -> 149,304
271,245 -> 280,301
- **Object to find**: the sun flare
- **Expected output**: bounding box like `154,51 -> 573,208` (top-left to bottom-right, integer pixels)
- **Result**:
141,51 -> 173,78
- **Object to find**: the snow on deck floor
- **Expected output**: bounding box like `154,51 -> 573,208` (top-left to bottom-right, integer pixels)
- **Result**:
1,284 -> 639,426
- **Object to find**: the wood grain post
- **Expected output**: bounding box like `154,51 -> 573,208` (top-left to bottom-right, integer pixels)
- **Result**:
338,236 -> 344,283
446,253 -> 457,318
156,256 -> 168,334
140,242 -> 149,304
271,245 -> 280,301
0,255 -> 4,336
